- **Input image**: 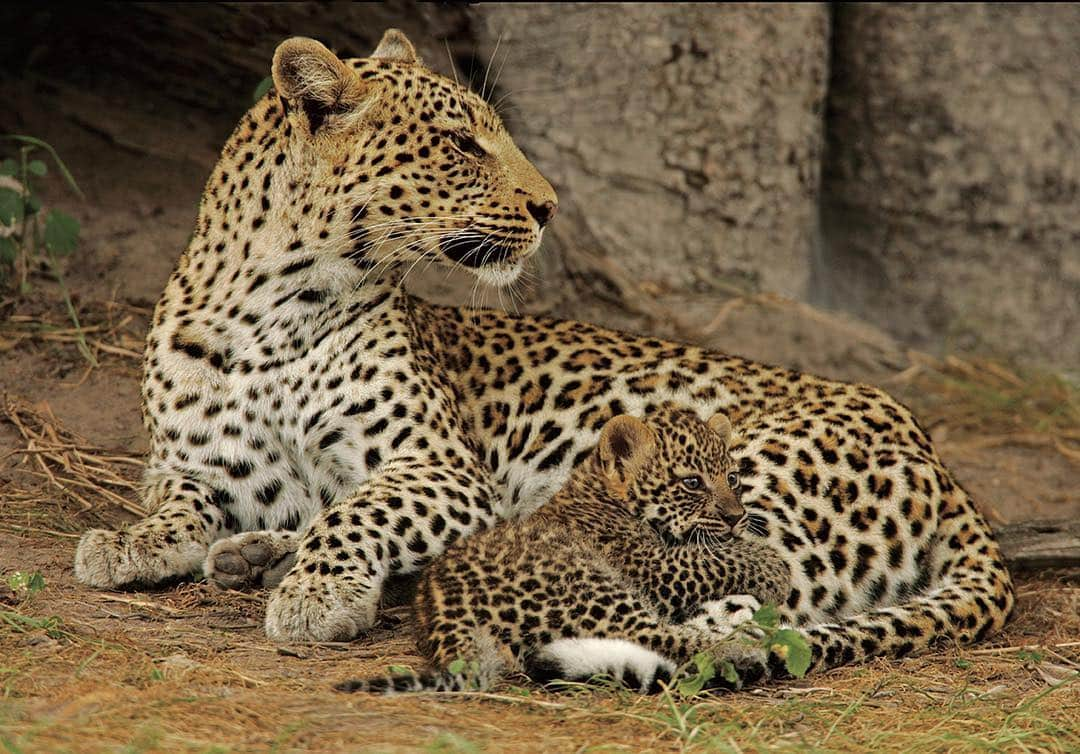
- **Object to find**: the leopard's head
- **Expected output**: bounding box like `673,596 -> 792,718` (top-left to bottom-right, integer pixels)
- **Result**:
596,407 -> 747,544
264,30 -> 556,287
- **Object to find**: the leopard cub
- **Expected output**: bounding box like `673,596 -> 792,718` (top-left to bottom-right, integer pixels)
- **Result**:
336,405 -> 790,694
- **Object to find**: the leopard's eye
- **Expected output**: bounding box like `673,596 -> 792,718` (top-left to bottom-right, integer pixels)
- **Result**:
680,475 -> 703,492
727,472 -> 740,489
450,131 -> 486,158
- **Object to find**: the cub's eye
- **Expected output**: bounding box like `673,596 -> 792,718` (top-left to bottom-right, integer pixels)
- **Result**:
727,472 -> 740,489
680,475 -> 703,492
450,131 -> 486,158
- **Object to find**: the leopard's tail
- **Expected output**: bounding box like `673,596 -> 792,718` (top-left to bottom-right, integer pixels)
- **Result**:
334,631 -> 508,694
334,637 -> 680,695
525,638 -> 678,693
334,671 -> 475,694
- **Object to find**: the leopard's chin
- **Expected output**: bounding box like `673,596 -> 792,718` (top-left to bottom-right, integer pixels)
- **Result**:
474,261 -> 524,288
439,231 -> 539,289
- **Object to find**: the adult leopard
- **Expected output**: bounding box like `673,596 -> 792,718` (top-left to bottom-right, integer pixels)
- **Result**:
75,30 -> 1013,679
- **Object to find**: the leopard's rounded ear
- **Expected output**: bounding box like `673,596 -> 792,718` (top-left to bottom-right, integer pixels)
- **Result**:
707,413 -> 732,444
370,29 -> 421,65
598,415 -> 656,484
272,37 -> 363,136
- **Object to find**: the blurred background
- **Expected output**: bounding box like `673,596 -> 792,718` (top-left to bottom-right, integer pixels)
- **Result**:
0,2 -> 1077,525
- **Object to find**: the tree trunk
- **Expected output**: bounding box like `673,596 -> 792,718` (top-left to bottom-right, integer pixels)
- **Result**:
819,3 -> 1080,371
467,3 -> 830,310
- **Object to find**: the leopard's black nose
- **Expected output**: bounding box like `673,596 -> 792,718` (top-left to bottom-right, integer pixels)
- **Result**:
722,511 -> 745,528
526,200 -> 557,228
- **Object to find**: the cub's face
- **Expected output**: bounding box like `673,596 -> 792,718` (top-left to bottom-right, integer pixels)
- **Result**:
597,408 -> 747,545
269,31 -> 557,287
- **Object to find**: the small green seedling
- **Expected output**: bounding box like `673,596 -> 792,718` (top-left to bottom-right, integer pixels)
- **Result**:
5,571 -> 45,597
0,134 -> 95,365
671,602 -> 812,698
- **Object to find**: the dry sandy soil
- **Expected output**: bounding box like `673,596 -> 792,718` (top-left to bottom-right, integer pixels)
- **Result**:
0,74 -> 1078,753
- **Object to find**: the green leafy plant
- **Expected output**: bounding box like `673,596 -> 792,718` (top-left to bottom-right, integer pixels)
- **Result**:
672,603 -> 811,699
0,134 -> 96,366
5,571 -> 45,598
447,657 -> 485,690
752,603 -> 812,678
0,610 -> 66,640
1017,649 -> 1045,664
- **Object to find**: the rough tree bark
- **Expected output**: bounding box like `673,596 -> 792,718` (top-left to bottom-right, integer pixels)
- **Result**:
819,3 -> 1080,371
469,3 -> 830,309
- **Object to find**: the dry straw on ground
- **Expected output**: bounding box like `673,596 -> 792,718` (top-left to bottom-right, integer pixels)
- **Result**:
1,397 -> 1078,753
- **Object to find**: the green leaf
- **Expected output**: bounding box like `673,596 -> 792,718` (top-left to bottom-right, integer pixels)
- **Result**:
676,673 -> 705,697
26,572 -> 45,595
0,236 -> 16,265
0,186 -> 23,226
27,160 -> 47,177
25,193 -> 41,214
0,158 -> 16,177
752,603 -> 779,629
954,658 -> 972,669
149,668 -> 165,681
387,664 -> 413,675
252,76 -> 274,103
771,628 -> 812,678
0,135 -> 85,199
676,651 -> 716,697
719,659 -> 739,685
44,210 -> 79,256
6,571 -> 46,595
447,658 -> 467,675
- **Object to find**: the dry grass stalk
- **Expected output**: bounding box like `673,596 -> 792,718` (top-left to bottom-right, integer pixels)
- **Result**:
1,394 -> 145,517
0,305 -> 145,363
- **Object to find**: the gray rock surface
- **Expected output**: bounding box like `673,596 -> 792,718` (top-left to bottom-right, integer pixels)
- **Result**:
468,3 -> 829,302
818,3 -> 1080,370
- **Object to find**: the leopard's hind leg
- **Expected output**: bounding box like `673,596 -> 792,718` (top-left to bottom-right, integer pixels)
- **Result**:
755,475 -> 1013,680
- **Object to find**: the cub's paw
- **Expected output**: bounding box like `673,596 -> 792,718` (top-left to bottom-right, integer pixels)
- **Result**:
75,528 -> 205,589
206,531 -> 298,590
686,595 -> 763,638
263,567 -> 378,643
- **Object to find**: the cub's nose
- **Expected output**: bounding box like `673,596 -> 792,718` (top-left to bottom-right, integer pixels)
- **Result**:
722,510 -> 745,529
526,200 -> 558,228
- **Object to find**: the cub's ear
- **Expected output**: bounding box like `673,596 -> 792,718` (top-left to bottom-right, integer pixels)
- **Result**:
370,29 -> 421,65
272,37 -> 363,136
597,415 -> 656,495
707,413 -> 732,444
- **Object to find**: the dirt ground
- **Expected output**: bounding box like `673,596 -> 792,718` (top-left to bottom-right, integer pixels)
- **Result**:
1,73 -> 1078,753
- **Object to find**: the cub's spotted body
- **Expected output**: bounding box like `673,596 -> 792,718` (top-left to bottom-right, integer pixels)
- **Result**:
75,30 -> 1013,679
338,406 -> 789,694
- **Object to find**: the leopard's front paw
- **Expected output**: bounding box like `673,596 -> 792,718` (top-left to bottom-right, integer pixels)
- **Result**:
206,531 -> 298,590
263,568 -> 379,642
686,595 -> 763,638
75,528 -> 205,589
